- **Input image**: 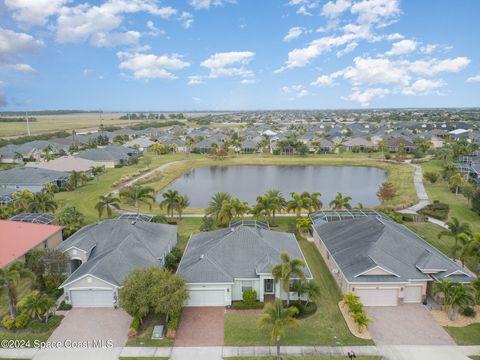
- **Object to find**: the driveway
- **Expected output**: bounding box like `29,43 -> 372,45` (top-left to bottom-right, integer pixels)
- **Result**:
367,304 -> 455,345
48,308 -> 132,347
174,307 -> 224,346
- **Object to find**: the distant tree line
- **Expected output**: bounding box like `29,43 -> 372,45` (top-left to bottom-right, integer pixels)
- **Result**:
0,131 -> 70,147
0,117 -> 37,123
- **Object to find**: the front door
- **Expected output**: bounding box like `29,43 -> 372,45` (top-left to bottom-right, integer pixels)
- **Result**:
264,279 -> 274,294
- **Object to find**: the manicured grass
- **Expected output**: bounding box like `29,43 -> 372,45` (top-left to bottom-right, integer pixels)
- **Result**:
445,323 -> 480,345
0,316 -> 63,348
406,223 -> 455,257
54,153 -> 186,223
227,357 -> 381,360
421,160 -> 480,233
0,278 -> 32,317
224,217 -> 373,346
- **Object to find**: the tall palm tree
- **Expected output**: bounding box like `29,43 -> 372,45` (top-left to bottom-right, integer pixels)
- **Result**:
120,184 -> 156,215
329,192 -> 352,209
433,279 -> 474,320
176,195 -> 190,219
42,183 -> 59,195
439,217 -> 472,239
206,192 -> 232,222
253,194 -> 273,223
159,189 -> 181,219
95,193 -> 121,218
271,252 -> 306,305
304,280 -> 321,306
218,197 -> 250,225
257,299 -> 299,360
307,191 -> 322,212
12,189 -> 34,212
0,261 -> 35,319
286,192 -> 311,217
68,170 -> 89,190
27,191 -> 58,213
265,190 -> 286,226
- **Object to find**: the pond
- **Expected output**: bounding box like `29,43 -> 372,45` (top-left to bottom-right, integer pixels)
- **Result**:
159,165 -> 387,208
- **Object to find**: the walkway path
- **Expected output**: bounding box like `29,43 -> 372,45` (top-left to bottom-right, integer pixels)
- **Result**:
2,345 -> 478,360
398,163 -> 429,214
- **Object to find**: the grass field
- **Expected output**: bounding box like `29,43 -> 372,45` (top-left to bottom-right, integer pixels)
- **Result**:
406,223 -> 456,257
224,216 -> 373,346
421,160 -> 480,233
445,323 -> 480,345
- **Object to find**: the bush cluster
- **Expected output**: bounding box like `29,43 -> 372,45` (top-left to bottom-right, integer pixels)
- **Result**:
419,201 -> 450,220
289,301 -> 317,318
343,293 -> 369,332
242,289 -> 257,305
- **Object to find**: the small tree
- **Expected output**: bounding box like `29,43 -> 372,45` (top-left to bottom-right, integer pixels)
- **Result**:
424,172 -> 439,183
0,261 -> 35,319
433,279 -> 474,320
462,183 -> 476,206
200,215 -> 214,231
449,173 -> 464,194
295,217 -> 312,236
377,181 -> 397,201
54,206 -> 85,237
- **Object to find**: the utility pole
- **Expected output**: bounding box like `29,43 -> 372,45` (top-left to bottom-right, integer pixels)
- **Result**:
128,113 -> 131,127
26,111 -> 31,136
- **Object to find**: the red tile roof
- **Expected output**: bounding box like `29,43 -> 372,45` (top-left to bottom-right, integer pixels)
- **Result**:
0,220 -> 63,268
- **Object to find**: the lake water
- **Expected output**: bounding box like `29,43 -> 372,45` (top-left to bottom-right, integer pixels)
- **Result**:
159,165 -> 387,208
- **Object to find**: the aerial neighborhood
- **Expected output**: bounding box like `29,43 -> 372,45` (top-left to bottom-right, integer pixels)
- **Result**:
0,109 -> 479,360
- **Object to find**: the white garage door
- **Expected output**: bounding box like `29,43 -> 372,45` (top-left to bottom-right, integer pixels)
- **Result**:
356,288 -> 398,306
187,289 -> 225,307
70,289 -> 114,307
404,285 -> 422,303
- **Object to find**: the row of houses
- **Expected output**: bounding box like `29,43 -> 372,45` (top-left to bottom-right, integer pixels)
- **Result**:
1,211 -> 473,308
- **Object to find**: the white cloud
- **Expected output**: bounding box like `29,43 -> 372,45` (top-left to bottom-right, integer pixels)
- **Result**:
117,52 -> 190,80
188,0 -> 236,10
337,41 -> 358,57
200,51 -> 255,79
5,0 -> 68,27
0,28 -> 43,73
282,84 -> 309,97
311,75 -> 335,87
347,87 -> 389,106
466,74 -> 480,83
283,27 -> 304,42
187,75 -> 204,85
240,79 -> 256,84
350,0 -> 400,26
343,56 -> 410,87
179,12 -> 194,29
55,0 -> 177,47
385,39 -> 417,56
146,20 -> 165,37
403,78 -> 445,95
322,0 -> 351,18
409,57 -> 470,76
192,97 -> 201,102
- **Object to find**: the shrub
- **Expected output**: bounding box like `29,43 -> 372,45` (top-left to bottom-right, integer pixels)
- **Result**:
15,313 -> 30,329
343,292 -> 361,309
419,202 -> 450,220
127,328 -> 138,339
58,301 -> 72,311
27,315 -> 63,333
289,301 -> 304,317
200,216 -> 214,232
130,317 -> 140,331
424,172 -> 439,183
167,316 -> 178,331
461,306 -> 476,318
242,289 -> 257,305
230,301 -> 264,310
2,315 -> 15,330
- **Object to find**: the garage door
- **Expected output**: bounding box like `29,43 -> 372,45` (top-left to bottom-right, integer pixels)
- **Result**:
70,289 -> 114,307
404,285 -> 422,303
187,289 -> 225,307
356,288 -> 398,306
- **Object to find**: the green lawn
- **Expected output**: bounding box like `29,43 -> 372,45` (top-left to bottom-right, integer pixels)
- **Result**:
227,357 -> 381,360
406,222 -> 455,257
0,278 -> 32,317
224,217 -> 373,346
445,324 -> 480,345
54,153 -> 186,223
420,160 -> 480,233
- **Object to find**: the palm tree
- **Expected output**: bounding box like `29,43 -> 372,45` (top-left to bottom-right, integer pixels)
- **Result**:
95,193 -> 121,218
90,166 -> 104,176
257,299 -> 299,360
253,194 -> 273,223
329,192 -> 352,209
295,217 -> 312,235
219,197 -> 250,225
159,189 -> 181,219
206,192 -> 232,223
68,170 -> 89,190
0,261 -> 35,319
120,184 -> 156,215
42,183 -> 59,195
12,189 -> 34,212
286,192 -> 311,217
265,190 -> 286,226
176,195 -> 190,219
42,145 -> 53,161
433,279 -> 474,320
304,280 -> 320,306
439,217 -> 472,239
291,280 -> 308,303
271,252 -> 306,305
20,291 -> 55,322
27,191 -> 58,213
307,191 -> 322,211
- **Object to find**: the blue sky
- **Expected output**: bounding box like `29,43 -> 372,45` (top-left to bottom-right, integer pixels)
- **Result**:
1,0 -> 480,111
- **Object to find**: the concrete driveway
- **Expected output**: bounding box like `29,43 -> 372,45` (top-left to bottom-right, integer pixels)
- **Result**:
367,304 -> 455,345
174,307 -> 224,346
48,308 -> 132,347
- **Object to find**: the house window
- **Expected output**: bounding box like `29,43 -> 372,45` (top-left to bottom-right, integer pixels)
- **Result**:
242,281 -> 253,292
264,279 -> 274,294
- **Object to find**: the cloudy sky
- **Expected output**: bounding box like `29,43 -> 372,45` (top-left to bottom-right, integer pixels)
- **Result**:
1,0 -> 479,111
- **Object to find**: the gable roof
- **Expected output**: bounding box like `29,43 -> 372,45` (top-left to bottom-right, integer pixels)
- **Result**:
0,220 -> 62,268
59,219 -> 177,287
0,167 -> 69,187
313,216 -> 472,283
25,156 -> 101,173
76,145 -> 131,162
178,225 -> 312,283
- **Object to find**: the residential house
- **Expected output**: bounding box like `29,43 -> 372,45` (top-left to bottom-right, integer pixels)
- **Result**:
383,137 -> 416,153
177,221 -> 312,307
0,167 -> 69,194
310,211 -> 473,306
0,220 -> 63,268
341,137 -> 376,152
25,156 -> 104,176
123,137 -> 155,152
58,219 -> 177,307
76,145 -> 133,168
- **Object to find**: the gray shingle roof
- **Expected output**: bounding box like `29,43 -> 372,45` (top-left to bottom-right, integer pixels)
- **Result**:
59,219 -> 177,287
76,145 -> 131,162
0,167 -> 69,187
313,217 -> 472,283
178,225 -> 312,283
